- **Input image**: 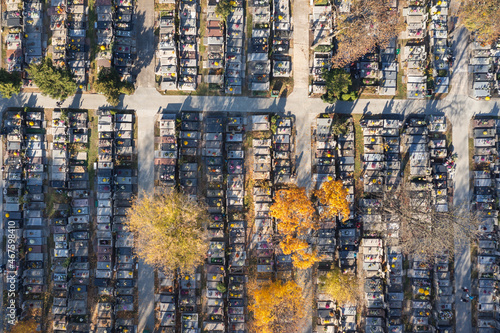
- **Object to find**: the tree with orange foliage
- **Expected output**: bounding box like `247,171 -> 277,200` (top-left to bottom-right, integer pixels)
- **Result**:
270,187 -> 317,236
270,187 -> 320,269
315,180 -> 351,222
248,279 -> 305,333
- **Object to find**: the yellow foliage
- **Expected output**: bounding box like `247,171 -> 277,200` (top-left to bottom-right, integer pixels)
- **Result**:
248,280 -> 305,333
292,248 -> 323,269
270,187 -> 317,236
124,190 -> 209,274
459,0 -> 500,45
280,236 -> 309,255
10,319 -> 38,333
318,267 -> 360,306
315,180 -> 350,222
270,188 -> 322,269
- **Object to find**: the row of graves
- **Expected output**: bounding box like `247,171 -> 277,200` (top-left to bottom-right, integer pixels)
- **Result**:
272,115 -> 295,184
3,0 -> 23,72
247,0 -> 272,93
2,109 -> 46,329
177,111 -> 204,331
50,109 -> 92,332
313,115 -> 340,333
176,0 -> 199,90
335,118 -> 357,276
18,110 -> 47,328
96,110 -> 138,332
96,0 -> 137,82
308,2 -> 333,96
404,115 -> 455,333
2,110 -> 23,327
203,113 -> 227,333
225,115 -> 247,332
250,115 -> 276,275
204,0 -> 224,89
377,0 -> 398,95
430,0 -> 450,94
379,38 -> 398,96
224,0 -> 245,94
50,0 -> 88,90
403,1 -> 429,99
312,115 -> 358,333
470,40 -> 498,100
471,117 -> 500,329
23,0 -> 43,76
156,9 -> 177,90
271,0 -> 291,80
153,111 -> 177,332
155,112 -> 177,189
359,116 -> 404,333
95,0 -> 113,70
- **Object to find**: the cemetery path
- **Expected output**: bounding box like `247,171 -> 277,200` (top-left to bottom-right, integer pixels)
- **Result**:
137,114 -> 156,332
290,0 -> 311,99
450,114 -> 473,333
135,0 -> 156,88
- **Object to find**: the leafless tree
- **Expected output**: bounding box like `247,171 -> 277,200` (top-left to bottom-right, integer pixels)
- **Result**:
379,182 -> 482,262
330,0 -> 404,67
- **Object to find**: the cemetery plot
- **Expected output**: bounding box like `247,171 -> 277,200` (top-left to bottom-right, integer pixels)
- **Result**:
48,109 -> 91,332
165,111 -> 203,332
2,109 -> 48,329
156,9 -> 179,91
96,110 -> 138,331
203,0 -> 224,90
271,0 -> 292,86
402,115 -> 454,333
225,0 -> 245,94
360,116 -> 402,197
155,113 -> 177,188
247,0 -> 271,93
225,115 -> 247,332
272,115 -> 295,184
49,0 -> 89,90
95,0 -> 137,83
249,115 -> 275,277
402,1 -> 428,98
472,117 -> 500,323
203,113 -> 227,333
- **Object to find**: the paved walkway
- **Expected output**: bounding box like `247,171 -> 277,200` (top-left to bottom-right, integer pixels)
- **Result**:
135,0 -> 156,88
136,113 -> 156,332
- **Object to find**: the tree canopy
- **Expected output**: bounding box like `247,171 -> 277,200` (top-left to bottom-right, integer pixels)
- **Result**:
270,187 -> 321,269
315,180 -> 351,222
318,267 -> 361,306
332,0 -> 403,66
94,67 -> 135,106
124,190 -> 209,274
270,187 -> 317,236
459,0 -> 500,45
248,280 -> 305,333
321,68 -> 357,104
0,69 -> 21,98
215,0 -> 234,23
26,58 -> 76,100
381,183 -> 482,262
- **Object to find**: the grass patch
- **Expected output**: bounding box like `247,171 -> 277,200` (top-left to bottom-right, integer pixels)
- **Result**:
395,70 -> 406,99
353,114 -> 364,200
87,110 -> 98,191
